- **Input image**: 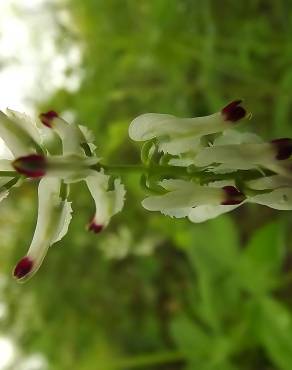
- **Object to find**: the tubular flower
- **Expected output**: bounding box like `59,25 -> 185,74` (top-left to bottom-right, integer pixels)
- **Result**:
0,108 -> 125,282
142,179 -> 245,219
39,110 -> 125,231
13,153 -> 99,180
129,101 -> 292,223
141,178 -> 292,223
129,100 -> 248,155
39,110 -> 95,156
86,172 -> 126,233
189,187 -> 292,223
194,138 -> 292,176
13,177 -> 72,282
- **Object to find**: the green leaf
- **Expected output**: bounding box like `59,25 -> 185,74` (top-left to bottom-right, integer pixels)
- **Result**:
173,216 -> 241,330
257,297 -> 292,370
171,314 -> 236,370
178,216 -> 240,274
237,221 -> 284,294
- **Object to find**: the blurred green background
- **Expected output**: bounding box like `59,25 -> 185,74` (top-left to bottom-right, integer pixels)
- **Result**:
1,1 -> 292,369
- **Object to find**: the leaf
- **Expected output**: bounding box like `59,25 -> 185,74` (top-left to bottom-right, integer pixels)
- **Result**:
237,221 -> 284,294
177,216 -> 241,329
257,297 -> 292,370
171,314 -> 236,370
178,215 -> 240,274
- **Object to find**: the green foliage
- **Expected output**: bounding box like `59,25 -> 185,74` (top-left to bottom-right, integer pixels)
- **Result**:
170,218 -> 290,370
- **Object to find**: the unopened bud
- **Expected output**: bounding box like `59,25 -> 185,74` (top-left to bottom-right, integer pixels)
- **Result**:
271,138 -> 292,160
39,111 -> 59,128
88,218 -> 104,234
221,100 -> 246,123
13,154 -> 47,178
222,186 -> 245,205
13,256 -> 33,280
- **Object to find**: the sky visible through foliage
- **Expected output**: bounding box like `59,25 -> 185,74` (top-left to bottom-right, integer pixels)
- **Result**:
1,1 -> 292,369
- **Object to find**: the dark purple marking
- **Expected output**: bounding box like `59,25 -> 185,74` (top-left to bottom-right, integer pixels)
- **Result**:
221,186 -> 245,205
88,218 -> 104,234
271,138 -> 292,160
13,154 -> 47,178
221,100 -> 246,123
13,256 -> 33,279
39,110 -> 59,128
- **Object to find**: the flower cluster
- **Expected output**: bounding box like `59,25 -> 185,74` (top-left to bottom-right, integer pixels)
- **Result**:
0,109 -> 125,282
1,100 -> 292,282
129,100 -> 292,222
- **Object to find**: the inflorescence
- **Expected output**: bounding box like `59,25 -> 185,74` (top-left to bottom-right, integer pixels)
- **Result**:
1,100 -> 292,282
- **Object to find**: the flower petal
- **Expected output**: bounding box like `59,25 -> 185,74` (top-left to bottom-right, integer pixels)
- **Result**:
0,159 -> 14,171
129,101 -> 247,142
86,172 -> 126,232
13,177 -> 72,282
161,207 -> 191,218
194,143 -> 275,169
142,186 -> 224,211
159,179 -> 196,191
158,135 -> 201,155
247,175 -> 292,190
188,204 -> 241,223
0,111 -> 41,157
213,129 -> 263,146
248,188 -> 292,210
13,154 -> 99,180
39,111 -> 94,156
6,109 -> 42,145
51,199 -> 73,244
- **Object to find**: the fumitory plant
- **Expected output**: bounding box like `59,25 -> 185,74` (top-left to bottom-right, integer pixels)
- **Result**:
1,100 -> 292,282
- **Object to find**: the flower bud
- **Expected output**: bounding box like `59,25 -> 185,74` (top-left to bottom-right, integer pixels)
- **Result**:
13,256 -> 33,279
13,154 -> 47,178
221,186 -> 245,205
39,110 -> 59,128
221,100 -> 247,122
88,219 -> 104,234
271,138 -> 292,160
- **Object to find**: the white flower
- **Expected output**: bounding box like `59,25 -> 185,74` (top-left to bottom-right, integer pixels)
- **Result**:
142,179 -> 245,219
141,176 -> 292,223
246,175 -> 292,190
86,172 -> 126,233
0,108 -> 126,282
194,137 -> 292,177
248,188 -> 292,210
12,153 -> 99,181
188,190 -> 292,219
13,177 -> 72,282
39,110 -> 126,232
129,100 -> 248,155
39,110 -> 95,155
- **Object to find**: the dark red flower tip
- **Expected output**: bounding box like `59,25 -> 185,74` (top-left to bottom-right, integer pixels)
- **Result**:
88,218 -> 104,234
221,186 -> 245,205
39,110 -> 59,128
13,154 -> 47,178
271,138 -> 292,160
221,100 -> 246,123
13,256 -> 33,279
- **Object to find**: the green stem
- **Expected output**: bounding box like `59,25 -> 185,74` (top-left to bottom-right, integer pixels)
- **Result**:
101,164 -> 146,175
114,350 -> 184,369
101,164 -> 267,184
